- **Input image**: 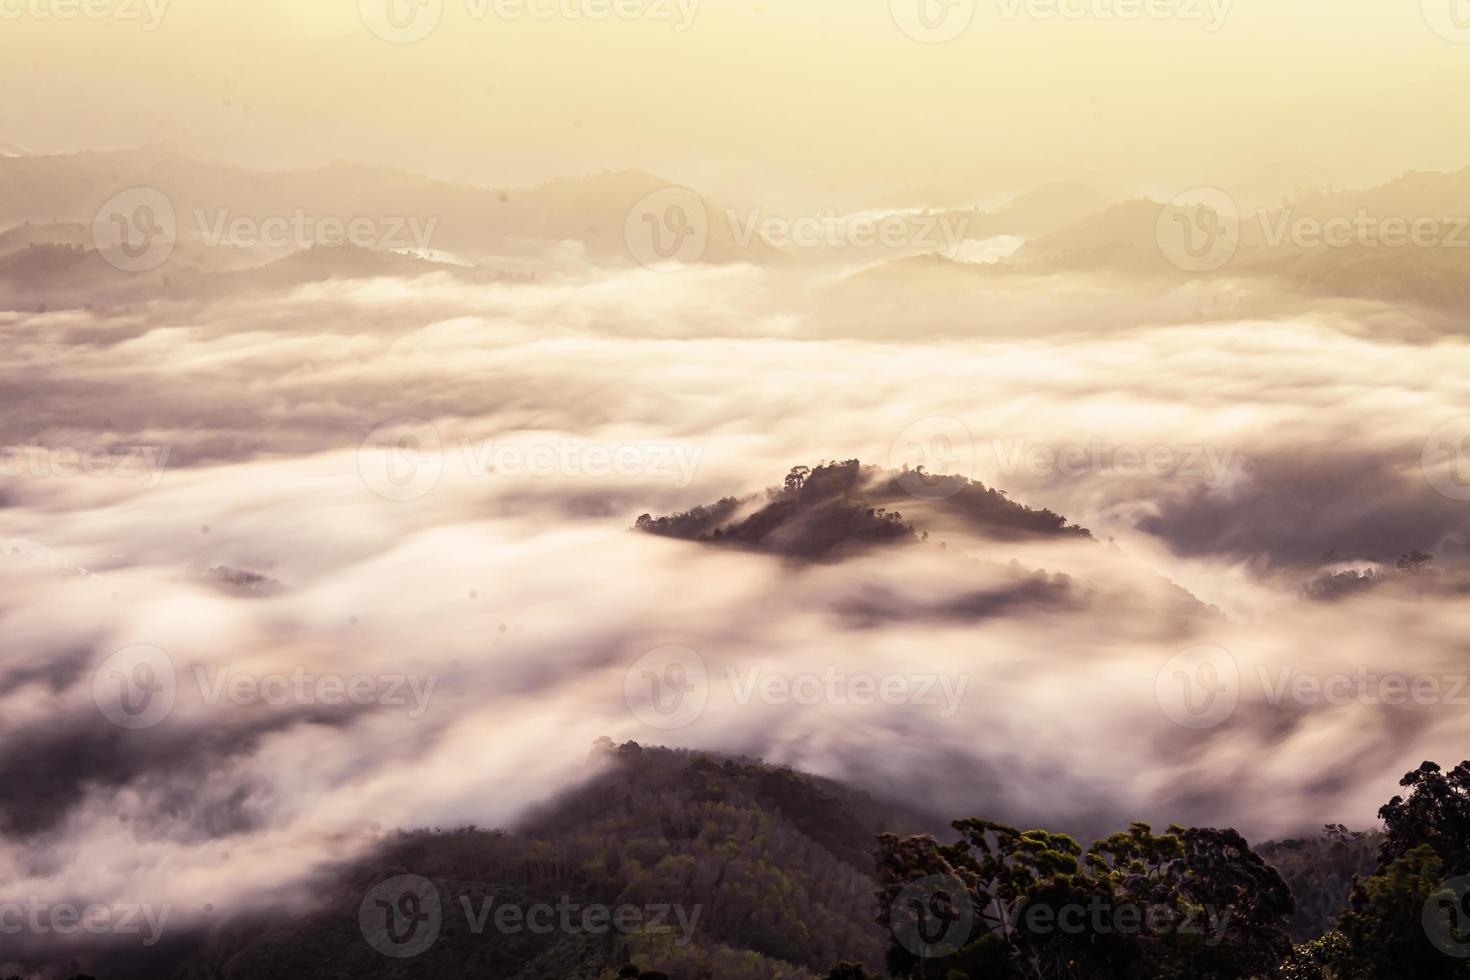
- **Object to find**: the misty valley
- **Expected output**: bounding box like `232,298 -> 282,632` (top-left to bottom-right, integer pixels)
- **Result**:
4,3 -> 1470,978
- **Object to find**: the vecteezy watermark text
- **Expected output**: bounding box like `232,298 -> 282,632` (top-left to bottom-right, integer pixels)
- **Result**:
1258,210 -> 1470,251
623,190 -> 976,270
888,0 -> 1230,43
91,188 -> 441,273
0,443 -> 170,488
0,0 -> 168,29
93,645 -> 438,730
192,666 -> 437,718
358,874 -> 701,958
727,209 -> 972,253
623,646 -> 971,731
358,418 -> 704,502
358,0 -> 701,44
995,0 -> 1230,29
889,875 -> 1233,960
885,418 -> 1239,500
989,438 -> 1237,489
0,898 -> 171,947
1157,186 -> 1470,272
195,210 -> 438,252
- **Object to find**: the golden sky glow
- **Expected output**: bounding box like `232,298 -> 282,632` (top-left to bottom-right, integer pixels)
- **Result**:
3,0 -> 1468,203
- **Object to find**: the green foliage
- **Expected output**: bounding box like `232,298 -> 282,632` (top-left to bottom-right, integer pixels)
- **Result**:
153,744 -> 905,979
1334,846 -> 1467,979
635,497 -> 743,539
1306,760 -> 1470,979
1379,761 -> 1470,878
1279,931 -> 1348,980
633,459 -> 1090,561
876,818 -> 1293,979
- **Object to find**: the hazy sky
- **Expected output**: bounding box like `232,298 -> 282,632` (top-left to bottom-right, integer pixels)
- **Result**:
3,0 -> 1468,204
7,3 -> 1470,958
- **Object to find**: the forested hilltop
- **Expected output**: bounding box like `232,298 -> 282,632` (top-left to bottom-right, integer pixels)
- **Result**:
21,747 -> 1470,979
635,459 -> 1089,561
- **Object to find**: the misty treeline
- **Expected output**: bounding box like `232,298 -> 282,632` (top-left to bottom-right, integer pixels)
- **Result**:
867,760 -> 1470,980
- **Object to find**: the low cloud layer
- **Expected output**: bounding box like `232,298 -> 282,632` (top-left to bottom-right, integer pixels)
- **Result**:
2,256 -> 1469,967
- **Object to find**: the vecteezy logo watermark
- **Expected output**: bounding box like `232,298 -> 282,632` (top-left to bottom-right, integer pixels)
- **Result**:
0,0 -> 169,30
622,647 -> 971,731
0,899 -> 172,947
1155,187 -> 1241,273
890,876 -> 975,959
624,187 -> 710,271
1155,645 -> 1239,730
192,666 -> 438,718
359,0 -> 701,43
359,0 -> 444,43
1424,876 -> 1470,957
360,875 -> 443,959
996,0 -> 1231,30
358,418 -> 705,502
889,417 -> 977,501
93,645 -> 177,730
726,209 -> 971,253
0,443 -> 170,488
624,645 -> 708,731
1423,417 -> 1470,501
91,187 -> 177,273
1422,0 -> 1470,43
93,646 -> 439,728
359,417 -> 445,503
460,896 -> 701,947
987,439 -> 1238,489
728,668 -> 970,718
194,210 -> 438,252
358,875 -> 701,958
890,0 -> 976,43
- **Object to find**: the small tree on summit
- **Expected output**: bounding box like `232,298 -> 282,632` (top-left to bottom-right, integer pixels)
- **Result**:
1397,550 -> 1435,574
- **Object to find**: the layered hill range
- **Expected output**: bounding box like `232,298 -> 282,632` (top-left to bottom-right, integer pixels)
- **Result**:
854,168 -> 1470,315
0,142 -> 774,310
8,143 -> 1470,314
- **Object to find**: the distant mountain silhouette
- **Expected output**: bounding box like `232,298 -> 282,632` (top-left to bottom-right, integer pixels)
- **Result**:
1003,171 -> 1470,307
0,145 -> 777,267
0,241 -> 497,310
